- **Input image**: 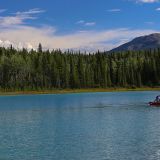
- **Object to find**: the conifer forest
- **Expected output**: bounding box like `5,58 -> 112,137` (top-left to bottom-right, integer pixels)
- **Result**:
0,44 -> 159,91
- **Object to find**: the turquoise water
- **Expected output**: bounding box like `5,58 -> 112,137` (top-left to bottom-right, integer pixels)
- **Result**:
0,91 -> 160,160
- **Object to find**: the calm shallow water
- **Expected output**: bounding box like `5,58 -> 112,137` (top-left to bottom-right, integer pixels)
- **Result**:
0,91 -> 160,160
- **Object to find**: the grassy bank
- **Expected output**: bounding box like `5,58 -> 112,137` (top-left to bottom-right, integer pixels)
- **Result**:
0,87 -> 159,96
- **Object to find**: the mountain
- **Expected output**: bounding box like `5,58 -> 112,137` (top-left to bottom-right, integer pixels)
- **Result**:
110,33 -> 160,52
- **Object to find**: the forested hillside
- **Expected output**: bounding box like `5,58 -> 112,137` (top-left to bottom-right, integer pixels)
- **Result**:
0,44 -> 159,91
110,33 -> 160,52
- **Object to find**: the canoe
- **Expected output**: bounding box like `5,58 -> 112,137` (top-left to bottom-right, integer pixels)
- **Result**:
149,102 -> 160,106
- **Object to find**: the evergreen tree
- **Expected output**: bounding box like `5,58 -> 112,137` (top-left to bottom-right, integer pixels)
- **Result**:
38,43 -> 42,53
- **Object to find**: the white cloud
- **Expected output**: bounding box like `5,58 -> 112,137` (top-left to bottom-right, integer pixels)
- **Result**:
0,8 -> 44,27
84,22 -> 96,26
145,21 -> 154,25
0,16 -> 24,26
136,0 -> 159,3
76,20 -> 85,24
76,20 -> 96,26
15,8 -> 45,15
156,7 -> 160,10
107,9 -> 121,12
0,25 -> 158,52
0,9 -> 7,13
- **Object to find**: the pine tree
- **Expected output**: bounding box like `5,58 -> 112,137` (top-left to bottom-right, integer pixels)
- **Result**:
38,43 -> 42,53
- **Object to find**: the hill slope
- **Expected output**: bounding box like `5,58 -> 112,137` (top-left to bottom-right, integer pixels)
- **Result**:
110,33 -> 160,52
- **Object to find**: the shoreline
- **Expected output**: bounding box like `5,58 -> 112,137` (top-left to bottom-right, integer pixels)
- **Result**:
0,87 -> 159,96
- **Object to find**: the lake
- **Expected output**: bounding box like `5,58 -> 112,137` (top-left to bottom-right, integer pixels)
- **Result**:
0,91 -> 160,160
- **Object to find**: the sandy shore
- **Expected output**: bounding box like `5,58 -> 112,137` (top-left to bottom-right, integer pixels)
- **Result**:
0,87 -> 159,96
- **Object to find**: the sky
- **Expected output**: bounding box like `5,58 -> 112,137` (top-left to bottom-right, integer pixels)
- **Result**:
0,0 -> 160,52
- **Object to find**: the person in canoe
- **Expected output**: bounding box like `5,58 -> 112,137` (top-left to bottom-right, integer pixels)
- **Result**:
155,95 -> 160,102
149,95 -> 160,106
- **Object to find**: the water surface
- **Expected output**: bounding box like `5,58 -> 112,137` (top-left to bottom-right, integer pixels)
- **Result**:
0,91 -> 160,160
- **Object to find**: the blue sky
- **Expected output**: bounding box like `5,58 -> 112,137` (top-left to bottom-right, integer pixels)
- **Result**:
0,0 -> 160,51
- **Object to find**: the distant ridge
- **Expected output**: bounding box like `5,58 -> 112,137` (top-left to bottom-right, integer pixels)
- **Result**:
110,33 -> 160,52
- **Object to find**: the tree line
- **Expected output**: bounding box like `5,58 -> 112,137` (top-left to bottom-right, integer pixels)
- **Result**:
0,44 -> 159,91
